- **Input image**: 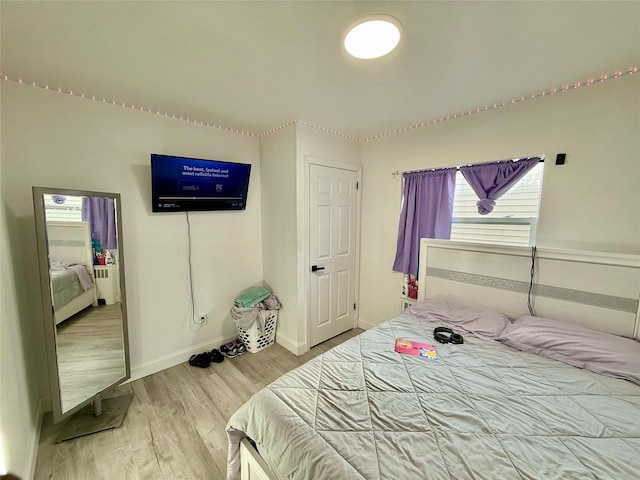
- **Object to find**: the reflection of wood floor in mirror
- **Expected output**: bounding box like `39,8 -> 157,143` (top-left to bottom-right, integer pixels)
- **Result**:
35,328 -> 362,479
56,303 -> 126,413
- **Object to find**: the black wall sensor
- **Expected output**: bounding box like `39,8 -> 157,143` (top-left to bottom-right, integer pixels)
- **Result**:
556,153 -> 566,165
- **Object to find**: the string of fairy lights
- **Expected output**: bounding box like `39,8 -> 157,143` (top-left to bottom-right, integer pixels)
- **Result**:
362,66 -> 638,142
1,65 -> 637,143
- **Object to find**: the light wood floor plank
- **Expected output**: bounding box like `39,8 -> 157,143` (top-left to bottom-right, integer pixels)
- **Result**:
112,388 -> 164,480
34,328 -> 362,480
196,370 -> 245,422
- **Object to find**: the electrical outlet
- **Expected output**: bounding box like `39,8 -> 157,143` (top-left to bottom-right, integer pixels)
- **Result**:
198,313 -> 207,324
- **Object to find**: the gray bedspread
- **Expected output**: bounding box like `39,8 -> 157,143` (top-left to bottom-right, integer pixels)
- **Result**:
227,314 -> 640,479
50,268 -> 85,310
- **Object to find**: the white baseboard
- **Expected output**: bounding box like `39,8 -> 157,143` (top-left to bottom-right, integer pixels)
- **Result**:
357,317 -> 377,331
129,334 -> 238,382
275,334 -> 306,355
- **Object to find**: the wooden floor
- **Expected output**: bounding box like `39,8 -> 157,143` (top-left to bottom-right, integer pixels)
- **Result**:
35,328 -> 362,480
56,303 -> 126,412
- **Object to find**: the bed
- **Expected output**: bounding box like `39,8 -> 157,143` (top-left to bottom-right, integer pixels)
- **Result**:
226,240 -> 640,480
47,221 -> 98,325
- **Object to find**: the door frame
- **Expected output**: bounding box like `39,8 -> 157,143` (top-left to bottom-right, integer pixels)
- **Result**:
302,156 -> 362,353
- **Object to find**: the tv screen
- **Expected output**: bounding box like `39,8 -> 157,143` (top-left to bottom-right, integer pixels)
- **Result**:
151,154 -> 251,212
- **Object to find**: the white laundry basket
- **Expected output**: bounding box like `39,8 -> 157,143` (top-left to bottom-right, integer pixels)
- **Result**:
236,311 -> 278,353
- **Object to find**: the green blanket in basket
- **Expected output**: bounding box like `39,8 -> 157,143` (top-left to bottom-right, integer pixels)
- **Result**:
234,286 -> 271,308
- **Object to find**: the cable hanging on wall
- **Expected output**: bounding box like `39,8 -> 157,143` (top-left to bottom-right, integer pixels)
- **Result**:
527,246 -> 537,316
185,211 -> 205,326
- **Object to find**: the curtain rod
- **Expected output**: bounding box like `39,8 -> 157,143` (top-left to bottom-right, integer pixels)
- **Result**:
392,155 -> 545,178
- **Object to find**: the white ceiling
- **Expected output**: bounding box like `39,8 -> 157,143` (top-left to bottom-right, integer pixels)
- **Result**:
2,1 -> 639,139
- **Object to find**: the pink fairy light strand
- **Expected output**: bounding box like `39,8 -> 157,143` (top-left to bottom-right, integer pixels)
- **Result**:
362,65 -> 638,141
0,74 -> 258,138
1,65 -> 636,142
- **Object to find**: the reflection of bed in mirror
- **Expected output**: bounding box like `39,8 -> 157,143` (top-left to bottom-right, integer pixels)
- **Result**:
46,221 -> 98,325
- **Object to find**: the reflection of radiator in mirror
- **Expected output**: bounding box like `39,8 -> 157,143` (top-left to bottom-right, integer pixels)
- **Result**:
93,265 -> 118,304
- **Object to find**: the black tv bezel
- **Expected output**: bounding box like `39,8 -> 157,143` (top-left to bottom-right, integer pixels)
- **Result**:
151,154 -> 251,213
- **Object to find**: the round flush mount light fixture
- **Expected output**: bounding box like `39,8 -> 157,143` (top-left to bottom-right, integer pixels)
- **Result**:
344,14 -> 402,59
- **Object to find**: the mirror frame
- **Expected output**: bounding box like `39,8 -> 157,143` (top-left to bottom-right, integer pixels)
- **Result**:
32,186 -> 131,423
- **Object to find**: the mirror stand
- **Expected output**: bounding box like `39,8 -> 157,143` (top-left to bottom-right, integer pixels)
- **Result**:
56,392 -> 134,443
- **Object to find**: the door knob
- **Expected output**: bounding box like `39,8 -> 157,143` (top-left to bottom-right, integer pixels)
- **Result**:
311,265 -> 325,272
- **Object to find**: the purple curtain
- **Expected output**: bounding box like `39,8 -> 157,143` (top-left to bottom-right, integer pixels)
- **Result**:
392,168 -> 456,275
460,157 -> 540,215
81,197 -> 117,249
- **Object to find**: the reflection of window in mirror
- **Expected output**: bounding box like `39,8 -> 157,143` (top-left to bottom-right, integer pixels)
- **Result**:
43,194 -> 83,221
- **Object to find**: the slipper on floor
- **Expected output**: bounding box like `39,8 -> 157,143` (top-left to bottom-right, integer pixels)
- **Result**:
189,353 -> 210,368
206,349 -> 225,363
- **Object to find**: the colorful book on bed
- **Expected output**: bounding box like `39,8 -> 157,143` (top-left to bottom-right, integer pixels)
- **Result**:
394,338 -> 437,359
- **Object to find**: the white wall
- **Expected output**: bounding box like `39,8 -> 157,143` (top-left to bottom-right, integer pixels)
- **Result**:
259,124 -> 299,352
1,78 -> 43,480
2,82 -> 262,398
359,74 -> 640,327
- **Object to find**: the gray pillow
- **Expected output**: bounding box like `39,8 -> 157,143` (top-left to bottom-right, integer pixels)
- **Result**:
498,315 -> 640,385
404,297 -> 512,340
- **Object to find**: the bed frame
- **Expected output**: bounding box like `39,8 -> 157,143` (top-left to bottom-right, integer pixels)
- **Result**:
239,439 -> 278,480
237,240 -> 640,479
47,221 -> 98,325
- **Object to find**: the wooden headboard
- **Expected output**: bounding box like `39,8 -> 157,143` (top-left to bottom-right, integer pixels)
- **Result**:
417,239 -> 640,338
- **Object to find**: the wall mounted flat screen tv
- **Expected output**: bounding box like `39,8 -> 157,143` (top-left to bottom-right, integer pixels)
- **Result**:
151,154 -> 251,212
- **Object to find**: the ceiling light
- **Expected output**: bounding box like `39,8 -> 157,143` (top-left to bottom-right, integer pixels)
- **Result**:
344,14 -> 402,59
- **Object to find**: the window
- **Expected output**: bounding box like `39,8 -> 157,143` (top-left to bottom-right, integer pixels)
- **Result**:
450,162 -> 544,246
43,194 -> 83,222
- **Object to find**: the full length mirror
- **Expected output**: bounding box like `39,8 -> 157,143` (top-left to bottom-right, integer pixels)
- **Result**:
33,187 -> 130,427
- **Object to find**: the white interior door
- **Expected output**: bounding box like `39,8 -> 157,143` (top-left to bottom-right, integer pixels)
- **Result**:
309,163 -> 358,347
